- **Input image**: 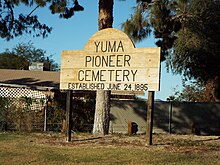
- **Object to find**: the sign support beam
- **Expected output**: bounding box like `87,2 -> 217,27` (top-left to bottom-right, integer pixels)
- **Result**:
66,90 -> 72,142
146,91 -> 155,145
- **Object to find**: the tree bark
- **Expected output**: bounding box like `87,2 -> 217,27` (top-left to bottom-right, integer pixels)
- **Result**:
93,0 -> 113,135
93,90 -> 111,134
98,0 -> 113,30
214,76 -> 220,102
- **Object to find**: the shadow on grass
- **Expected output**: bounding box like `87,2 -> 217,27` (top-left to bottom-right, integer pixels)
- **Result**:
72,136 -> 104,142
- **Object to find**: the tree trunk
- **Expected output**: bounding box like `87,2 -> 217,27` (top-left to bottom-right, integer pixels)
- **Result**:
93,90 -> 111,134
98,0 -> 113,31
93,0 -> 113,135
214,76 -> 220,102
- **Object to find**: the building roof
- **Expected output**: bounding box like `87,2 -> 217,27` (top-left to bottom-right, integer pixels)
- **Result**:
0,69 -> 59,90
0,69 -> 143,96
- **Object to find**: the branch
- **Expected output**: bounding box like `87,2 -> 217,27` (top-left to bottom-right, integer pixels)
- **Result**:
171,12 -> 193,22
4,0 -> 14,29
27,5 -> 40,17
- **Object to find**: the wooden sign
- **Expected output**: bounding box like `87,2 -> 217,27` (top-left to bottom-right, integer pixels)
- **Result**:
60,28 -> 160,91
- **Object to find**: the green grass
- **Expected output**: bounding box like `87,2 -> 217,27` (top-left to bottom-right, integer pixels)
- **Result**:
0,132 -> 219,165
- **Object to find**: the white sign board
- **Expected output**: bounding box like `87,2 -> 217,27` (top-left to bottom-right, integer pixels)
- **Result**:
60,28 -> 160,91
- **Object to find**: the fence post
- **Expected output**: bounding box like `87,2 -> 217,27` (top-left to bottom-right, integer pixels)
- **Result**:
44,106 -> 47,132
169,101 -> 173,134
44,97 -> 48,132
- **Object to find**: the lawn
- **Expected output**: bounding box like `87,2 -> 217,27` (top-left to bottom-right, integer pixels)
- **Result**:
0,132 -> 219,165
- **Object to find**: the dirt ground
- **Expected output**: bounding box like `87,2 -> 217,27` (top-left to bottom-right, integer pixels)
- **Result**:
31,132 -> 220,155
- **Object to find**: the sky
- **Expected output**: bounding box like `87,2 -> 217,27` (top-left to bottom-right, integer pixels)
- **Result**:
0,0 -> 183,101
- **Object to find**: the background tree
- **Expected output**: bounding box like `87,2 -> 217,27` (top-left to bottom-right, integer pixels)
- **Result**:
0,52 -> 28,69
122,0 -> 220,102
0,0 -> 84,40
168,0 -> 220,102
169,81 -> 215,102
12,42 -> 45,63
122,3 -> 151,43
0,42 -> 59,71
122,0 -> 181,61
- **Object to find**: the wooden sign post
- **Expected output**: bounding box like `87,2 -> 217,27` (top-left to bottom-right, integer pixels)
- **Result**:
66,90 -> 72,142
146,91 -> 154,145
60,28 -> 161,144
